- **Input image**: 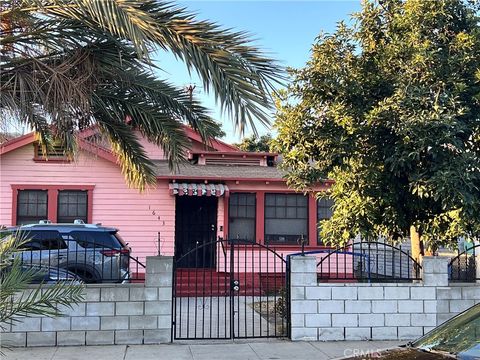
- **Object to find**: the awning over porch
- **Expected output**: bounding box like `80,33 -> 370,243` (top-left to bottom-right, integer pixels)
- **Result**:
168,183 -> 229,197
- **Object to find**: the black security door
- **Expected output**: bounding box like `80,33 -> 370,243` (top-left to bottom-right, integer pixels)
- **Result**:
175,196 -> 217,268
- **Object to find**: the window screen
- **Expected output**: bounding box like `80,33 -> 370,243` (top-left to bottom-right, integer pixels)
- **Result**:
265,194 -> 308,244
16,190 -> 48,225
57,190 -> 88,223
317,198 -> 334,245
228,193 -> 256,242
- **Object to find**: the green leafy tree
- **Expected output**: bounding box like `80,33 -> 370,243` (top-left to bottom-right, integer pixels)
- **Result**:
0,0 -> 283,189
234,134 -> 273,152
0,232 -> 84,347
273,0 -> 480,260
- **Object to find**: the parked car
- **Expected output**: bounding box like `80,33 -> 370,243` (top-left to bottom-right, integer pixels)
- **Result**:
2,264 -> 83,284
341,303 -> 480,359
0,221 -> 131,283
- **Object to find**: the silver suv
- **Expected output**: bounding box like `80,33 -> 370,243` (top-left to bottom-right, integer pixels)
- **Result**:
2,221 -> 131,283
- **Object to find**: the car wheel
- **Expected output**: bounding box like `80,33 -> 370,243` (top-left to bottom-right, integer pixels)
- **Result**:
70,268 -> 97,283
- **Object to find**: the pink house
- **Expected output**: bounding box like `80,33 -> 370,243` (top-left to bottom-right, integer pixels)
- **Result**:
0,127 -> 332,268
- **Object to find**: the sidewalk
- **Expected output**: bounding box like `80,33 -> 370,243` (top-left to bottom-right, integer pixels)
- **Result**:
3,340 -> 401,360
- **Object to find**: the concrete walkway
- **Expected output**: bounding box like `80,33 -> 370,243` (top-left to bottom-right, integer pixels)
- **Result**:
4,340 -> 401,360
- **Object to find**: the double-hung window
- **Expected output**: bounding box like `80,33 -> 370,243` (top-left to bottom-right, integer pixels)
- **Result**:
16,190 -> 48,225
265,193 -> 308,244
228,193 -> 256,242
57,190 -> 88,223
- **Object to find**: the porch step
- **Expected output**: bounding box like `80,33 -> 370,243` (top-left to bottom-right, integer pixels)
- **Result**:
174,269 -> 284,297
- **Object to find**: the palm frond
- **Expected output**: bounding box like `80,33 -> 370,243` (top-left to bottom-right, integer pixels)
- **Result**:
0,231 -> 84,326
0,0 -> 285,188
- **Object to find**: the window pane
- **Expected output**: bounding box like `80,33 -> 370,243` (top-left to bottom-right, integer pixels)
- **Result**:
238,205 -> 246,218
265,194 -> 275,206
70,231 -> 120,248
276,194 -> 286,206
297,207 -> 308,219
275,207 -> 285,218
229,193 -> 256,241
20,230 -> 67,250
286,207 -> 296,219
265,207 -> 275,218
265,193 -> 308,244
286,195 -> 297,206
297,196 -> 308,206
57,190 -> 88,223
246,205 -> 255,218
16,190 -> 48,225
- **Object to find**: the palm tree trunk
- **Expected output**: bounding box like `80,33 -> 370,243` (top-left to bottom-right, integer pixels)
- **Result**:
410,225 -> 422,263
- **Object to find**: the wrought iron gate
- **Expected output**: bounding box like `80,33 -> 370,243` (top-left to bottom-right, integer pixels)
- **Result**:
172,238 -> 289,340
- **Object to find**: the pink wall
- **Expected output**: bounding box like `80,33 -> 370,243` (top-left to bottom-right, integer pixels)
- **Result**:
136,131 -> 165,160
136,130 -> 215,160
0,144 -> 175,261
0,139 -> 333,271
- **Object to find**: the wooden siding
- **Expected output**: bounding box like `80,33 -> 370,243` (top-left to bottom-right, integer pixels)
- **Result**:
0,144 -> 175,261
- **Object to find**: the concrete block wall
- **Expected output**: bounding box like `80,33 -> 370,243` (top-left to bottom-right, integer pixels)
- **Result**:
290,256 -> 480,341
1,256 -> 173,347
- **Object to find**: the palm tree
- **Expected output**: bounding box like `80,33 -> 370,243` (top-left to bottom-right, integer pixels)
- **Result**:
0,0 -> 283,189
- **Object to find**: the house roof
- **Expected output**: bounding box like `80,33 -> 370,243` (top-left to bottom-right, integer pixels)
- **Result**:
154,160 -> 287,181
0,128 -> 289,182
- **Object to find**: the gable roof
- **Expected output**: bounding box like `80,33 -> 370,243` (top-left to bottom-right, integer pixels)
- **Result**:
0,127 -> 287,182
0,125 -> 239,156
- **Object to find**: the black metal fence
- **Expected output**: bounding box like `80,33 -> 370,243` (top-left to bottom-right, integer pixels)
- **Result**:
13,241 -> 145,283
172,238 -> 289,340
449,243 -> 479,282
294,240 -> 422,282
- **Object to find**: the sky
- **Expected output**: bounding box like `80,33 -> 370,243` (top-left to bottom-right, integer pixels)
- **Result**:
154,1 -> 361,143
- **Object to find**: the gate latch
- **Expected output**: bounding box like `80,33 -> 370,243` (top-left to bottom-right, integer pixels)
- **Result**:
231,279 -> 240,291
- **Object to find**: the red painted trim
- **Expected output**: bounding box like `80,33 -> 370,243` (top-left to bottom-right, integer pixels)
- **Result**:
223,197 -> 229,240
87,189 -> 94,223
256,191 -> 265,244
0,133 -> 35,155
160,175 -> 335,185
0,131 -> 119,166
189,150 -> 278,157
11,185 -> 95,225
77,138 -> 117,164
160,175 -> 286,182
48,189 -> 58,223
182,125 -> 239,152
12,185 -> 95,191
11,188 -> 18,226
308,195 -> 317,246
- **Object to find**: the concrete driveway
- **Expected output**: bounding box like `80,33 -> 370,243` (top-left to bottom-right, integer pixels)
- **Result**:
4,340 -> 401,360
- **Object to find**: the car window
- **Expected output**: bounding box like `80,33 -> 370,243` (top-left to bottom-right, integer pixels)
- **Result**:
414,304 -> 480,355
20,230 -> 67,251
69,231 -> 121,249
0,230 -> 14,241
